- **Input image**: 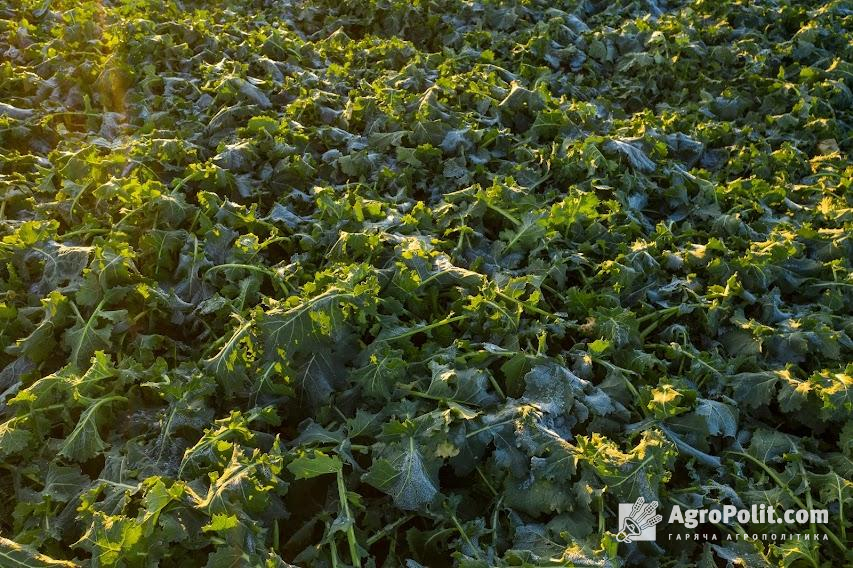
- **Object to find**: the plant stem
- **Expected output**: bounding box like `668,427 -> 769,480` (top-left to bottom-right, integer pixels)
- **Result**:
336,470 -> 361,568
365,515 -> 413,546
726,451 -> 845,551
495,290 -> 554,318
485,202 -> 520,225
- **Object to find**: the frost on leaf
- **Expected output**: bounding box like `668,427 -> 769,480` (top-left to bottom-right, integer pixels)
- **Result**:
364,437 -> 438,511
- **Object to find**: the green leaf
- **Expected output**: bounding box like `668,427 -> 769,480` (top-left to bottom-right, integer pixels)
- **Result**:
694,398 -> 738,437
363,437 -> 438,511
579,429 -> 676,503
729,371 -> 779,408
63,300 -> 128,369
351,346 -> 406,400
42,464 -> 90,502
287,452 -> 342,479
205,546 -> 248,568
202,514 -> 241,533
259,291 -> 349,354
0,537 -> 78,567
603,139 -> 656,172
59,396 -> 125,462
0,420 -> 32,458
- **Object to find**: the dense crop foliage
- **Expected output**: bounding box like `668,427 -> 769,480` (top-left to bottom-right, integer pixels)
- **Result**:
0,0 -> 851,566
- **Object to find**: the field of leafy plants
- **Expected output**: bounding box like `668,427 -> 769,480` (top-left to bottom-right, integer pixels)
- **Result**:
0,0 -> 850,566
